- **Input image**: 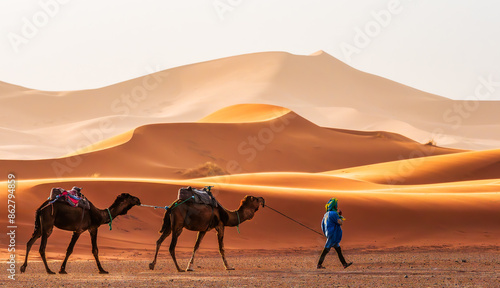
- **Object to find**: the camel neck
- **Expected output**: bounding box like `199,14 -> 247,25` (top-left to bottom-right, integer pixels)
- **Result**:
100,207 -> 118,225
225,208 -> 243,227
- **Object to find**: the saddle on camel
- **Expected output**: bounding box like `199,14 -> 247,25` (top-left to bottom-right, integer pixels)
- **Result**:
49,186 -> 90,210
178,185 -> 218,207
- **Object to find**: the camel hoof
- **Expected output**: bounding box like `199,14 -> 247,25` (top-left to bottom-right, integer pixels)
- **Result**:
149,263 -> 155,270
186,268 -> 194,272
226,267 -> 235,271
47,270 -> 56,275
99,270 -> 109,274
59,270 -> 67,274
20,266 -> 26,273
177,269 -> 185,273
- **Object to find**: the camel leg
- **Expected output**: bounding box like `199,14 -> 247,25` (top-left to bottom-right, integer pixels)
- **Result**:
186,231 -> 206,271
20,228 -> 42,273
149,229 -> 171,270
169,228 -> 184,272
216,226 -> 234,270
59,231 -> 81,274
39,229 -> 55,274
89,228 -> 108,274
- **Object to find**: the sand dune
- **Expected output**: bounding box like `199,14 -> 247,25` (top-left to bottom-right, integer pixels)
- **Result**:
326,148 -> 500,185
66,130 -> 135,156
199,104 -> 291,123
0,103 -> 498,261
1,51 -> 499,159
1,51 -> 499,269
0,106 -> 461,181
1,176 -> 498,262
71,103 -> 290,155
192,172 -> 500,194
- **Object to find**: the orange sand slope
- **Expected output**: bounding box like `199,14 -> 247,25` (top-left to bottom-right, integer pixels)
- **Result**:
2,51 -> 500,159
326,148 -> 500,185
0,105 -> 500,259
0,105 -> 461,180
1,103 -> 499,259
67,130 -> 135,156
199,104 -> 291,123
1,176 -> 498,260
73,103 -> 290,154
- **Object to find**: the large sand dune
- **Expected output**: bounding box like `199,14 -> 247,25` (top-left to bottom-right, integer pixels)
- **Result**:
0,105 -> 460,180
1,52 -> 499,279
1,103 -> 499,264
1,51 -> 499,159
1,174 -> 499,262
326,148 -> 500,185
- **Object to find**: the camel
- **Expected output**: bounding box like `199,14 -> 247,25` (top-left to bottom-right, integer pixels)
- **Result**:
20,192 -> 141,274
149,195 -> 265,272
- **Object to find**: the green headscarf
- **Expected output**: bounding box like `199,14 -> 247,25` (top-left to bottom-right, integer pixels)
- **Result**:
325,198 -> 338,212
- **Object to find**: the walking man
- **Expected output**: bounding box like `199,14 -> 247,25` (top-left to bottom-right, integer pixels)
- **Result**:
317,198 -> 353,269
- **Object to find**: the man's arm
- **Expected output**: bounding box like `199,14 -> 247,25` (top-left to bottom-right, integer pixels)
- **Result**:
337,209 -> 343,225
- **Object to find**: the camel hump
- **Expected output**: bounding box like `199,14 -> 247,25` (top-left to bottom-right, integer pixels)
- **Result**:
178,186 -> 218,207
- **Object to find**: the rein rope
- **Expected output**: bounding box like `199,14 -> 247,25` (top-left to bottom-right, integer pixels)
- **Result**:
172,196 -> 195,209
106,208 -> 113,230
39,196 -> 61,211
265,204 -> 325,238
140,204 -> 169,209
236,210 -> 241,234
140,196 -> 195,211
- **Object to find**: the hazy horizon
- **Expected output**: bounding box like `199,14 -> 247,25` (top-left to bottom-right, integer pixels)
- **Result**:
1,1 -> 499,100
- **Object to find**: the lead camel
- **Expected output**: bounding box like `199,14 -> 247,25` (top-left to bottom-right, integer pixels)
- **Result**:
20,192 -> 141,274
149,195 -> 265,272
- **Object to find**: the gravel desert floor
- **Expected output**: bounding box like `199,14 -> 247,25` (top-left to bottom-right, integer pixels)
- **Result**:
7,247 -> 499,288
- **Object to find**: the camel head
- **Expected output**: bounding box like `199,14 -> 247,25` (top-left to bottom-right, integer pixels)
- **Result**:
239,195 -> 265,220
109,193 -> 141,215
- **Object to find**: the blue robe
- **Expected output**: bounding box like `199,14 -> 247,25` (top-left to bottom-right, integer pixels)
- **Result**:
321,210 -> 343,248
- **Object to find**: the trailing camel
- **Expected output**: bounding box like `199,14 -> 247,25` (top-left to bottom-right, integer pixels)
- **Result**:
20,192 -> 141,274
149,195 -> 265,272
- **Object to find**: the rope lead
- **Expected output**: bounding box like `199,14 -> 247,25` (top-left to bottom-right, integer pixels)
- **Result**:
173,196 -> 195,209
140,204 -> 169,209
236,211 -> 241,234
106,208 -> 113,230
140,195 -> 195,211
265,205 -> 325,238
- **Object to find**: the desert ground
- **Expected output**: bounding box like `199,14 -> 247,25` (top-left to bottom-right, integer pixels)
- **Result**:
1,52 -> 499,287
7,248 -> 500,287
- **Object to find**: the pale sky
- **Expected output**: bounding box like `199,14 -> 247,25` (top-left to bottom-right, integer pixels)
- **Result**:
0,0 -> 499,100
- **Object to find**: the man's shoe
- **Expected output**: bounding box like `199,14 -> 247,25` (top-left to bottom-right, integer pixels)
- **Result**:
343,262 -> 353,269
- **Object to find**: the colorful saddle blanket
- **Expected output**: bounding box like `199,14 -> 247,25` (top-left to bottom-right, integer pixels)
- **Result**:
178,186 -> 218,207
49,188 -> 90,210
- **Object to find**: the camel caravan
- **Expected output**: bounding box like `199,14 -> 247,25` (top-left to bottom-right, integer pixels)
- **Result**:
20,186 -> 265,274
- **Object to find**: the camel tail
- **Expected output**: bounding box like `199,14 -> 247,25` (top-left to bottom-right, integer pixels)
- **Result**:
159,208 -> 172,234
33,210 -> 41,235
33,201 -> 48,235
